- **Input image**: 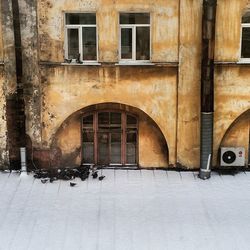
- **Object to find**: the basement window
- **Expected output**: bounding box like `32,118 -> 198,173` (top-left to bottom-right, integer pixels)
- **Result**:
240,12 -> 250,61
119,13 -> 150,63
65,13 -> 97,62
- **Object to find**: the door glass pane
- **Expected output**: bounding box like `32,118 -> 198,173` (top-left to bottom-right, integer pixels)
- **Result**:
82,27 -> 97,60
126,132 -> 137,164
66,13 -> 96,25
110,133 -> 121,163
136,27 -> 150,60
110,112 -> 121,128
82,131 -> 94,163
98,133 -> 109,164
83,114 -> 93,128
121,28 -> 132,59
82,143 -> 94,163
83,131 -> 94,142
98,112 -> 110,127
120,13 -> 150,24
127,115 -> 137,126
68,29 -> 79,59
241,27 -> 250,58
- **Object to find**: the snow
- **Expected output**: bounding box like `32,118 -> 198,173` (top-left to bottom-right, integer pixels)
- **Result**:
1,169 -> 250,250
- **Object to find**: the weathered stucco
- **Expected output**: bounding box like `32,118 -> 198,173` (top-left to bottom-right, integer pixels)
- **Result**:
177,0 -> 202,168
0,0 -> 249,170
19,0 -> 42,146
38,0 -> 179,63
220,111 -> 250,164
40,65 -> 177,167
51,105 -> 168,168
215,0 -> 250,61
214,66 -> 250,165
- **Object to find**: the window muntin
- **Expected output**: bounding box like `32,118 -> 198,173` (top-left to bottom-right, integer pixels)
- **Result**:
241,12 -> 250,60
65,13 -> 97,62
120,13 -> 150,62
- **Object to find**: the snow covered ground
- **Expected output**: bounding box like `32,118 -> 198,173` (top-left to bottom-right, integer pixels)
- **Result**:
0,169 -> 250,250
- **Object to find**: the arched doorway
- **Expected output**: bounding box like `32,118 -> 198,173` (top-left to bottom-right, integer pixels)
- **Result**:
82,111 -> 138,166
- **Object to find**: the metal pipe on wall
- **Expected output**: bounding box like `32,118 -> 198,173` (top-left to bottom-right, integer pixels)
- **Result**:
199,0 -> 217,179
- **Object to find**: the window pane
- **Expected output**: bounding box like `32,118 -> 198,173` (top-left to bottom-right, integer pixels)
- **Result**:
67,29 -> 79,59
127,133 -> 137,143
127,115 -> 137,125
120,13 -> 150,24
241,27 -> 250,58
66,13 -> 96,25
111,112 -> 121,125
83,131 -> 94,142
121,28 -> 132,59
82,27 -> 97,60
98,112 -> 109,126
126,144 -> 136,164
136,27 -> 150,60
98,133 -> 109,164
83,115 -> 93,127
110,133 -> 121,163
82,143 -> 94,163
242,12 -> 250,23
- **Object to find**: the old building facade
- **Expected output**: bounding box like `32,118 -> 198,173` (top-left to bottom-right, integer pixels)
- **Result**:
0,0 -> 249,171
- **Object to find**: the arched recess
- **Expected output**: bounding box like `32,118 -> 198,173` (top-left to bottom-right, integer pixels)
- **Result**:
218,109 -> 250,167
51,102 -> 169,168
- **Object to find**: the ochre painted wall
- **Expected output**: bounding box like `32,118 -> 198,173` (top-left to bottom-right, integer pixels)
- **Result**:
177,0 -> 202,168
38,0 -> 179,63
52,108 -> 168,168
40,65 -> 176,167
214,66 -> 250,165
215,0 -> 250,62
220,112 -> 250,164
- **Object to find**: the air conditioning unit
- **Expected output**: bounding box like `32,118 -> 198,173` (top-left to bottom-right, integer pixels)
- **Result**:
220,147 -> 245,167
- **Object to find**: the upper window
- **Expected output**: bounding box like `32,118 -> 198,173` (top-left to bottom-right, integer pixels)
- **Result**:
119,13 -> 150,62
241,12 -> 250,60
65,13 -> 97,62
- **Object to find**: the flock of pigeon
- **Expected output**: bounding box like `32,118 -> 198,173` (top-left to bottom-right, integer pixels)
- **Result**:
33,165 -> 105,187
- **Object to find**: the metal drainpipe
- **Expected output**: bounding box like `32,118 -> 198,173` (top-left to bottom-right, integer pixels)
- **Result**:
199,0 -> 217,179
11,0 -> 26,169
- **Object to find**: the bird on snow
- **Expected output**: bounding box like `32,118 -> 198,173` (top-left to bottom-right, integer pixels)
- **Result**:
70,182 -> 77,187
92,171 -> 98,179
98,176 -> 105,181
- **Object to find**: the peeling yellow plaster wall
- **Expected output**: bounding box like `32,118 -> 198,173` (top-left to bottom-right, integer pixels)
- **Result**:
221,114 -> 250,165
53,109 -> 168,168
214,66 -> 250,165
38,0 -> 179,62
41,65 -> 177,166
177,0 -> 202,169
215,0 -> 250,61
0,3 -> 3,61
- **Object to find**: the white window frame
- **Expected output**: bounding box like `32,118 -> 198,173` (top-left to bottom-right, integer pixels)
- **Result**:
239,20 -> 250,63
64,13 -> 98,63
119,14 -> 151,63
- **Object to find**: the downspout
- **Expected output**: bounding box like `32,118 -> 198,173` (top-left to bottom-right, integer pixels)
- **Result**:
199,0 -> 217,179
11,0 -> 26,169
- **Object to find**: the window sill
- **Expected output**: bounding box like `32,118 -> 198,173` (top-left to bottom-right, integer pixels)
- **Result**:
61,62 -> 101,66
115,61 -> 155,66
237,59 -> 250,64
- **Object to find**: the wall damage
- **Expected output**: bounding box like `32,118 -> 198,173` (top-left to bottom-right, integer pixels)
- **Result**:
0,0 -> 249,170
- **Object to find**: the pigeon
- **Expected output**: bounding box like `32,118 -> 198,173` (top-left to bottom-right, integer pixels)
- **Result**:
64,58 -> 72,63
98,175 -> 105,181
92,172 -> 98,179
70,182 -> 77,187
41,179 -> 48,184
